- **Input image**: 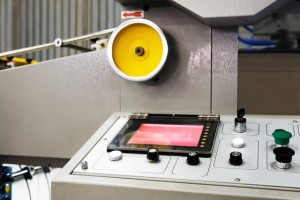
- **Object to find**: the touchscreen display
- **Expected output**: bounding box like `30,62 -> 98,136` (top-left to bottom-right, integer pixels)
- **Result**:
127,124 -> 204,147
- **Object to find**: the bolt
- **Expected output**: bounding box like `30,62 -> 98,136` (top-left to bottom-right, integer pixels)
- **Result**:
81,161 -> 88,170
135,47 -> 144,56
234,178 -> 241,182
54,38 -> 63,47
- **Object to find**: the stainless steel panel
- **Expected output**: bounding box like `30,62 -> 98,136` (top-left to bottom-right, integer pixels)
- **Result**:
212,28 -> 238,114
0,50 -> 120,159
121,5 -> 212,114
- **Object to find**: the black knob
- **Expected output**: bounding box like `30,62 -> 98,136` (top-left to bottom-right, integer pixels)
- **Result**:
235,117 -> 246,123
147,148 -> 159,162
229,151 -> 243,166
186,152 -> 200,165
273,147 -> 295,163
237,108 -> 245,118
1,174 -> 13,183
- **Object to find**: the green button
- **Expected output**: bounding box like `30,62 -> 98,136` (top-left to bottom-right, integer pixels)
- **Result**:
272,129 -> 292,145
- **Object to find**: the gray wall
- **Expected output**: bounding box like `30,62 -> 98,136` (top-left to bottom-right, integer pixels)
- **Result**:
0,0 -> 120,61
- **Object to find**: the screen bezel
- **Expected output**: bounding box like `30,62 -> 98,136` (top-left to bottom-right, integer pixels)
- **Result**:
107,115 -> 219,157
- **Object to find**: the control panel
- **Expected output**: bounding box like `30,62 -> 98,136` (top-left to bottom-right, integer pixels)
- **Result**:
0,166 -> 12,200
72,112 -> 300,189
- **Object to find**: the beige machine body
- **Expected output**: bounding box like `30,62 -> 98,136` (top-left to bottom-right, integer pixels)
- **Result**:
0,0 -> 298,199
0,1 -> 240,163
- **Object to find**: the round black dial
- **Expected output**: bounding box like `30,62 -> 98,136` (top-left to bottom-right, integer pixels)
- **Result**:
147,148 -> 159,162
229,151 -> 243,166
186,152 -> 200,166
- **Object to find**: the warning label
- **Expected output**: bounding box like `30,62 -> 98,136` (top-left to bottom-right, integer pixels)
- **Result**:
121,11 -> 144,19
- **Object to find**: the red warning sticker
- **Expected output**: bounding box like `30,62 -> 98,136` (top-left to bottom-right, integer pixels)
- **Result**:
121,11 -> 144,19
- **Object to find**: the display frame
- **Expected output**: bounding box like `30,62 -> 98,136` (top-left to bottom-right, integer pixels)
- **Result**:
107,114 -> 219,157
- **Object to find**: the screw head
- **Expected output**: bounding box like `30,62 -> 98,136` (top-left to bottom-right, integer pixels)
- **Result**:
134,47 -> 145,56
235,178 -> 241,182
81,161 -> 88,170
54,38 -> 63,47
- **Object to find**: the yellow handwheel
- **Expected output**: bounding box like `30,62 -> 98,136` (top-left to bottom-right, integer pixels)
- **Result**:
107,19 -> 168,81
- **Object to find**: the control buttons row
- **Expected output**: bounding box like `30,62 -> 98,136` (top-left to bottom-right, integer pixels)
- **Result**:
109,149 -> 162,163
108,149 -> 201,166
105,134 -> 296,170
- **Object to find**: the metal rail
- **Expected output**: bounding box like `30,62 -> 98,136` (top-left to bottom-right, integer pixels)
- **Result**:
0,28 -> 116,58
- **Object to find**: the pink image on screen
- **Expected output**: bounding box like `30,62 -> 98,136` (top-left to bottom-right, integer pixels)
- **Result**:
127,124 -> 204,147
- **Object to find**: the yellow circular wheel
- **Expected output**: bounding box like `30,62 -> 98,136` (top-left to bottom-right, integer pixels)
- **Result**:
107,19 -> 168,81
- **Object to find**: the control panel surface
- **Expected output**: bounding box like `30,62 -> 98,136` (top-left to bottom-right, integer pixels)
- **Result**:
72,113 -> 300,189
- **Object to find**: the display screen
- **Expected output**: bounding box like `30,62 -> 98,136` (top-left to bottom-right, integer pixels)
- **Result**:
127,124 -> 204,147
107,114 -> 220,156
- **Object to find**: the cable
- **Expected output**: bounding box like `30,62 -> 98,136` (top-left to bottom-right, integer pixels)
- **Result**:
44,173 -> 50,200
240,25 -> 276,49
25,179 -> 32,200
242,25 -> 254,33
238,35 -> 276,46
241,26 -> 255,50
18,165 -> 32,200
43,167 -> 51,200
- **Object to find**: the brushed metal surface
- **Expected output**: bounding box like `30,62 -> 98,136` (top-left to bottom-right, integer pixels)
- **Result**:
212,28 -> 238,114
0,50 -> 120,159
121,4 -> 212,114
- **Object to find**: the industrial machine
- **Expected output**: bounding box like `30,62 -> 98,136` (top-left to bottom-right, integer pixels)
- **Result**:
0,0 -> 299,199
53,112 -> 300,200
51,0 -> 299,200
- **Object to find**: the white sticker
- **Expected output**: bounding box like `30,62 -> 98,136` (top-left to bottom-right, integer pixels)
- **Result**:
121,10 -> 144,19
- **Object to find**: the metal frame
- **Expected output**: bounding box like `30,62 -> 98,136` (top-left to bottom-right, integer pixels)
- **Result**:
0,28 -> 115,58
